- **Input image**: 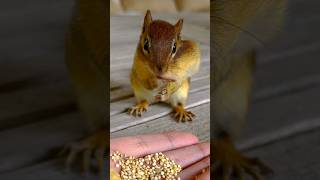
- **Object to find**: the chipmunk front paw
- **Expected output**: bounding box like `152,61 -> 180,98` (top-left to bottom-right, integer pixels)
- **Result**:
213,136 -> 273,180
128,100 -> 149,117
172,104 -> 195,122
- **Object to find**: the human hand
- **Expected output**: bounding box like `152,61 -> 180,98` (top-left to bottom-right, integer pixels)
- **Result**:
110,131 -> 210,179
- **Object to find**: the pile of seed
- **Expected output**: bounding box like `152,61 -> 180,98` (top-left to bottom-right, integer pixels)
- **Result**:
111,151 -> 182,180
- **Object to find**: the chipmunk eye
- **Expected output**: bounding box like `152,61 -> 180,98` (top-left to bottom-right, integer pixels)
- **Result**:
143,39 -> 150,53
172,42 -> 177,54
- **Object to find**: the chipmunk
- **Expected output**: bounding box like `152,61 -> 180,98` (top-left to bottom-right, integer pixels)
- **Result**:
212,0 -> 287,179
128,10 -> 201,122
63,0 -> 107,175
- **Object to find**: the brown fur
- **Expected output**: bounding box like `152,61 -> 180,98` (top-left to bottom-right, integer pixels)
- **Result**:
173,40 -> 192,61
212,0 -> 287,178
65,0 -> 107,131
130,10 -> 200,118
139,10 -> 184,78
212,0 -> 287,137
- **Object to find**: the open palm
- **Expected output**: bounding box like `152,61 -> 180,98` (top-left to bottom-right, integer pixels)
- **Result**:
110,131 -> 210,179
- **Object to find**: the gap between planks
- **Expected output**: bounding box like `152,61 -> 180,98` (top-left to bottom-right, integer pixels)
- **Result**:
111,102 -> 210,142
110,88 -> 210,133
238,117 -> 320,152
253,74 -> 320,103
111,19 -> 210,46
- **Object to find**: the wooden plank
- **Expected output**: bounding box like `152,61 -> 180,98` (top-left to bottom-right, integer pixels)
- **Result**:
254,46 -> 320,96
110,12 -> 209,32
168,13 -> 210,29
110,16 -> 210,46
0,0 -> 73,12
0,52 -> 67,85
0,112 -> 87,173
182,23 -> 210,45
0,0 -> 72,84
0,80 -> 75,129
254,74 -> 320,103
238,117 -> 320,151
110,71 -> 210,116
258,42 -> 320,65
0,159 -> 103,180
111,75 -> 209,102
243,130 -> 320,180
111,102 -> 210,142
0,1 -> 73,34
256,13 -> 320,61
110,88 -> 210,133
240,86 -> 320,142
157,13 -> 210,29
289,0 -> 320,20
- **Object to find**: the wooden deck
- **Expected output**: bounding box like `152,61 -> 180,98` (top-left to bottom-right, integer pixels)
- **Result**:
0,0 -> 319,179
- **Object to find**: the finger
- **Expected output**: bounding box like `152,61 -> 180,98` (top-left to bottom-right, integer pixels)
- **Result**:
179,156 -> 210,180
111,131 -> 198,155
195,168 -> 210,180
163,142 -> 210,168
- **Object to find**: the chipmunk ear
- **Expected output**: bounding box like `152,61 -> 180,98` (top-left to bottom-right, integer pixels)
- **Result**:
143,10 -> 152,33
174,19 -> 183,35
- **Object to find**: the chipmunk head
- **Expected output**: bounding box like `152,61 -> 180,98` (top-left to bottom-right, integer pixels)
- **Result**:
139,10 -> 183,82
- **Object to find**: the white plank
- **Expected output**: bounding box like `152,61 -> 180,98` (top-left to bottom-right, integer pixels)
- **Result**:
0,80 -> 74,128
0,52 -> 67,85
111,12 -> 209,29
255,45 -> 320,91
110,88 -> 210,133
110,15 -> 210,46
242,86 -> 320,142
0,1 -> 73,34
0,112 -> 87,173
111,103 -> 210,142
0,159 -> 103,180
111,75 -> 209,102
243,130 -> 320,180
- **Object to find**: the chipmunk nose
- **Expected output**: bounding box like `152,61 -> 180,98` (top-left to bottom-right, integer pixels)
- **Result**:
157,65 -> 163,73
